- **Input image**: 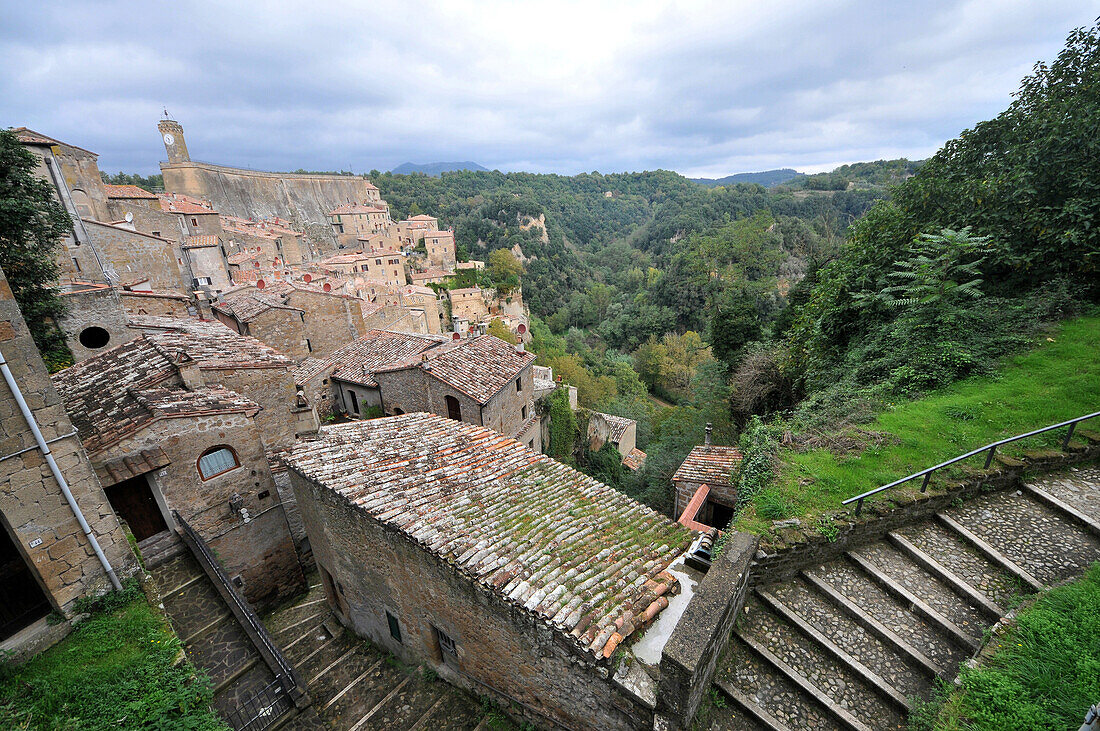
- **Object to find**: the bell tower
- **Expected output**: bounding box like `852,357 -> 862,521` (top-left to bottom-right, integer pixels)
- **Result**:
158,113 -> 190,164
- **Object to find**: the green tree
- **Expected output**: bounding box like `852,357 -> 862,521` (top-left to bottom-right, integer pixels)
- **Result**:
486,317 -> 518,344
0,130 -> 73,371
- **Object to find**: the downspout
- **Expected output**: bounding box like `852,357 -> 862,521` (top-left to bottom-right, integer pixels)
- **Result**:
0,348 -> 122,591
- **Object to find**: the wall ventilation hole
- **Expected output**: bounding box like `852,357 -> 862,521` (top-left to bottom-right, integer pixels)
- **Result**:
78,326 -> 111,349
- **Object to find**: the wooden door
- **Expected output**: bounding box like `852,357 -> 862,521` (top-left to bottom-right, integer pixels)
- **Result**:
0,524 -> 51,640
105,475 -> 168,542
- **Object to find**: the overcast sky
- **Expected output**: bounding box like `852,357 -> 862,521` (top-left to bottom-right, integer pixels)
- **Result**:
2,1 -> 1094,177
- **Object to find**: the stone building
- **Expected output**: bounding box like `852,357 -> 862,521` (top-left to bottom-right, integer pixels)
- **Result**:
69,220 -> 189,296
102,184 -> 161,210
57,283 -> 138,363
293,330 -> 446,418
182,235 -> 232,293
285,414 -> 693,731
328,203 -> 391,248
212,286 -> 311,360
395,214 -> 439,246
52,337 -> 305,607
422,230 -> 456,269
316,251 -> 407,287
0,264 -> 138,655
671,426 -> 742,529
447,286 -> 489,322
372,334 -> 542,451
261,281 -> 371,357
220,214 -> 309,267
588,412 -> 646,470
158,193 -> 223,237
12,127 -> 111,220
126,316 -> 317,452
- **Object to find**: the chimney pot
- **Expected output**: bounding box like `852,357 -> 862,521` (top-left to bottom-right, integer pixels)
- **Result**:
705,422 -> 713,446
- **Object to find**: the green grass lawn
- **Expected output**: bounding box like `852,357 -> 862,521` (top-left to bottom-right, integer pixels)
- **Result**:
735,315 -> 1100,534
0,586 -> 226,731
913,562 -> 1100,730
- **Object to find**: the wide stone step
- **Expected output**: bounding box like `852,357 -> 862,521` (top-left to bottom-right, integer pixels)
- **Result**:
736,595 -> 906,730
340,668 -> 443,730
309,643 -> 390,705
893,520 -> 1023,609
299,631 -> 362,685
411,692 -> 485,730
766,577 -> 931,702
716,634 -> 845,731
153,552 -> 204,596
162,577 -> 232,641
813,558 -> 968,674
284,620 -> 338,667
1025,466 -> 1100,527
184,614 -> 263,690
851,541 -> 988,641
704,682 -> 770,730
944,488 -> 1100,585
212,660 -> 279,718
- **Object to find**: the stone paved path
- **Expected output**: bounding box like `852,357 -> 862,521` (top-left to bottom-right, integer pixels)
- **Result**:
263,574 -> 507,730
153,553 -> 285,728
710,465 -> 1100,730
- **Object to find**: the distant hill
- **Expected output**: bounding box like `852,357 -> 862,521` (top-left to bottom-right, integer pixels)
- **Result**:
691,168 -> 805,188
391,161 -> 490,176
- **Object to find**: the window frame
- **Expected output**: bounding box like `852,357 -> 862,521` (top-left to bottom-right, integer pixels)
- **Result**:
386,611 -> 403,644
196,445 -> 240,481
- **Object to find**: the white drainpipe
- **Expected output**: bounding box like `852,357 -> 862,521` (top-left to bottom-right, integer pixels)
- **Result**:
0,348 -> 122,591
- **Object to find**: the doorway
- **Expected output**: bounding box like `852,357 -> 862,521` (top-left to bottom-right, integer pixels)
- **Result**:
706,500 -> 735,530
104,475 -> 168,542
0,523 -> 51,640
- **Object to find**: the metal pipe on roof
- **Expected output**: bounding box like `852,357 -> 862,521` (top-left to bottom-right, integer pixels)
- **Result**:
0,348 -> 123,592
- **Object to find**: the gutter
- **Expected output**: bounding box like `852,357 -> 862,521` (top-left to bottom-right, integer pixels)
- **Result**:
0,347 -> 122,591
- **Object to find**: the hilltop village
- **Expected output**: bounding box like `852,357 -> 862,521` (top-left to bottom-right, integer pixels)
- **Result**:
0,119 -> 751,731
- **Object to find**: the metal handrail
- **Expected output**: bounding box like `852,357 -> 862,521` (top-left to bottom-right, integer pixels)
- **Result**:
843,410 -> 1100,516
172,511 -> 298,686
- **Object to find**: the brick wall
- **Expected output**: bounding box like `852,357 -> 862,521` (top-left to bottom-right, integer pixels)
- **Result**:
0,266 -> 138,626
291,470 -> 653,730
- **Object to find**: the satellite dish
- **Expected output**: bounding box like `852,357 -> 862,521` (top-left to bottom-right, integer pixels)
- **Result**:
125,212 -> 134,223
303,273 -> 312,283
256,279 -> 266,289
322,283 -> 332,292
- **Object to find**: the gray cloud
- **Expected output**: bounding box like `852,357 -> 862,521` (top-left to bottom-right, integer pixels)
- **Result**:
2,0 -> 1093,177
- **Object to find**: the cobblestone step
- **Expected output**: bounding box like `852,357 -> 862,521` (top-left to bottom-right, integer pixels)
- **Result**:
183,614 -> 262,690
736,595 -> 905,730
850,541 -> 989,641
211,660 -> 279,718
894,520 -> 1025,608
943,487 -> 1100,585
767,576 -> 931,702
1024,466 -> 1100,529
813,557 -> 968,672
343,668 -> 441,730
154,552 -> 202,593
707,681 -> 772,730
715,635 -> 844,731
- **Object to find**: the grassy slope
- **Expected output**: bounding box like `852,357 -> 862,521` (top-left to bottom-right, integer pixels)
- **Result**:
735,315 -> 1100,533
921,562 -> 1100,730
0,591 -> 226,730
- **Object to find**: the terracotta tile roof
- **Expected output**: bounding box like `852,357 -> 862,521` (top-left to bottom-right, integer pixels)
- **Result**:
183,234 -> 220,248
294,329 -> 445,387
159,193 -> 217,215
593,412 -> 634,442
424,230 -> 454,240
374,335 -> 535,404
406,214 -> 437,221
51,336 -> 258,455
363,181 -> 379,190
227,250 -> 261,265
127,316 -> 294,369
10,127 -> 97,155
103,184 -> 158,200
671,445 -> 743,487
286,414 -> 692,659
623,448 -> 647,471
213,287 -> 303,323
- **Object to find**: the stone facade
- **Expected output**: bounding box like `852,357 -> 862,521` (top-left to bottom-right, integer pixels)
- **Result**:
73,220 -> 188,295
119,291 -> 193,318
279,287 -> 368,358
183,239 -> 232,293
0,265 -> 138,647
423,230 -> 456,269
57,285 -> 138,363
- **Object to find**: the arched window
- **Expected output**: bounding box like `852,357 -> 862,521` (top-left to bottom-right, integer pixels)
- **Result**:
197,446 -> 239,480
445,395 -> 462,421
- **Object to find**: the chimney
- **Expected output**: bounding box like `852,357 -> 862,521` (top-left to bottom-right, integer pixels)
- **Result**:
705,422 -> 713,447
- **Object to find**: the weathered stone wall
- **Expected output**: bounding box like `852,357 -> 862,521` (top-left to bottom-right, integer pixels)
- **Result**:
98,411 -> 303,607
0,266 -> 138,627
119,292 -> 193,318
374,368 -> 481,423
185,245 -> 232,293
334,380 -> 381,416
673,479 -> 737,520
480,365 -> 537,444
244,309 -> 310,361
161,162 -> 376,225
80,221 -> 187,295
199,365 -> 307,451
283,289 -> 366,358
57,287 -> 137,363
291,470 -> 652,731
657,533 -> 757,728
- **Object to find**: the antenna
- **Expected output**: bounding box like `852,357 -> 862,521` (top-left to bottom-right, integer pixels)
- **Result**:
163,107 -> 170,119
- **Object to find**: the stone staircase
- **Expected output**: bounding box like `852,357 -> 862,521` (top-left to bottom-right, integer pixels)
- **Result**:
153,553 -> 285,724
703,465 -> 1100,731
263,576 -> 502,730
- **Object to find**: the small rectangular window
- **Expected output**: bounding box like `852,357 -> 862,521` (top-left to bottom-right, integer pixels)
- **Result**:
306,338 -> 313,353
190,217 -> 198,227
386,611 -> 402,643
152,231 -> 161,237
72,257 -> 81,272
436,627 -> 457,657
516,378 -> 523,392
521,405 -> 528,420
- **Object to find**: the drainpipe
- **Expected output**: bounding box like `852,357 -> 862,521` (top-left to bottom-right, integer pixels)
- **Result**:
0,348 -> 122,591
